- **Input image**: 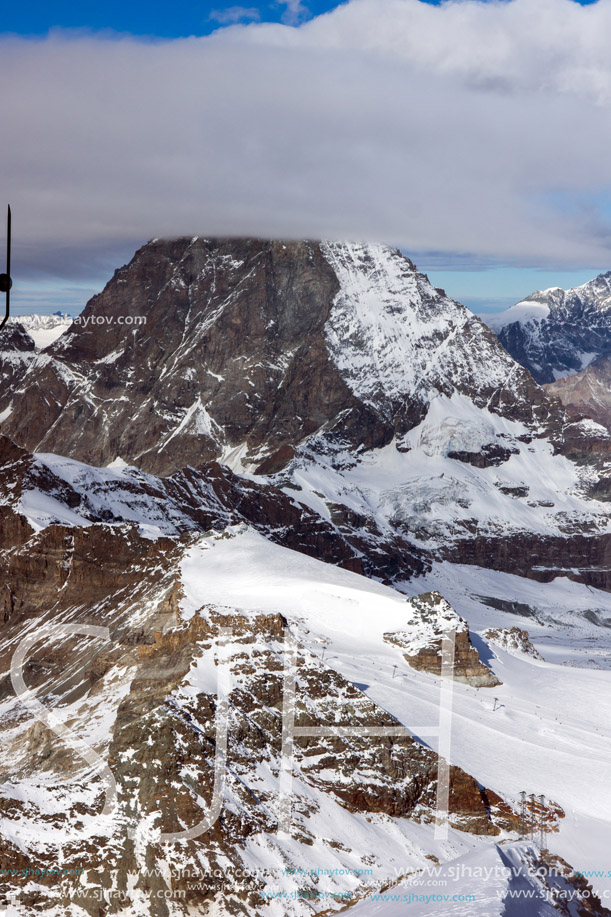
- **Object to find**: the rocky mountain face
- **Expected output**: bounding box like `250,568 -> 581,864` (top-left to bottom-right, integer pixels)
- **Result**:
0,445 -> 549,915
0,434 -> 427,583
545,354 -> 611,432
0,323 -> 36,421
0,238 -> 555,475
0,314 -> 71,402
1,238 -> 611,915
487,271 -> 611,384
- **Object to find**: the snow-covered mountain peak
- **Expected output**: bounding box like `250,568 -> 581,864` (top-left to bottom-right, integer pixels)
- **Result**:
487,270 -> 611,383
484,299 -> 551,333
322,241 -> 467,406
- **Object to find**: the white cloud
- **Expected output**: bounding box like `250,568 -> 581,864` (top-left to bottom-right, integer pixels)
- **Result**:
2,0 -> 611,280
271,0 -> 611,102
279,0 -> 311,25
209,7 -> 261,25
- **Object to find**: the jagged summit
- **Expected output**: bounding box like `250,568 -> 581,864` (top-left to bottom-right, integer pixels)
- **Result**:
487,270 -> 611,383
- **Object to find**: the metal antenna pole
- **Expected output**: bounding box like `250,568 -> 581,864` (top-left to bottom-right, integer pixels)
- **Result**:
529,793 -> 536,840
6,205 -> 10,317
0,205 -> 11,330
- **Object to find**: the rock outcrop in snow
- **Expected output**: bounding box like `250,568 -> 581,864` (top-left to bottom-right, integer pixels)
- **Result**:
384,591 -> 500,686
483,626 -> 543,660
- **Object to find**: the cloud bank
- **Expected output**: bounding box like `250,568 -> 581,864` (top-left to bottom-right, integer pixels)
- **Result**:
2,0 -> 611,281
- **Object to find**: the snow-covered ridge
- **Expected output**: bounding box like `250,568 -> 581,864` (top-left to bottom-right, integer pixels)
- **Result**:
485,272 -> 611,332
321,242 -> 522,416
17,451 -> 194,536
286,391 -> 610,553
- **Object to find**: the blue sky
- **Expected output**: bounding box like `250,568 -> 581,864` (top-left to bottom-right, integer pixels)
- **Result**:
2,0 -> 609,317
1,0 -> 598,37
3,1 -> 342,36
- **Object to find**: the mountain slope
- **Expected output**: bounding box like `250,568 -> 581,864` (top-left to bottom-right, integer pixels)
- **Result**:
0,434 -> 426,581
488,272 -> 611,384
0,474 -> 540,915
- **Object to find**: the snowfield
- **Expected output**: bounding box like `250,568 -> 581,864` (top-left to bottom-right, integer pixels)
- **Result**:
282,391 -> 611,549
180,527 -> 611,907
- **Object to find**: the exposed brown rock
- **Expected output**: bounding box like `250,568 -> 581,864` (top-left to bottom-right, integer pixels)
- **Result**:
0,432 -> 429,583
521,847 -> 611,917
0,586 -> 532,913
440,531 -> 611,591
545,354 -> 611,434
484,626 -> 543,660
384,591 -> 501,687
0,240 -> 380,475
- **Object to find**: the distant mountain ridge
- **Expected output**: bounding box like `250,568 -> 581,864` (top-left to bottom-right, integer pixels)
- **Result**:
7,311 -> 72,349
486,271 -> 611,384
545,353 -> 611,432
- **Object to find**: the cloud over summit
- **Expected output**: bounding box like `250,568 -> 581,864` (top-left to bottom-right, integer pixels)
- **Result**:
2,0 -> 611,280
